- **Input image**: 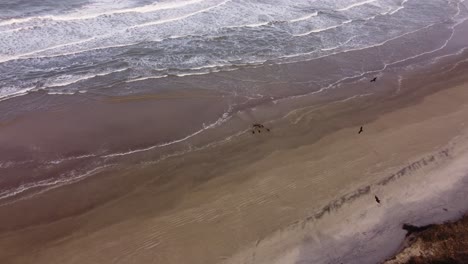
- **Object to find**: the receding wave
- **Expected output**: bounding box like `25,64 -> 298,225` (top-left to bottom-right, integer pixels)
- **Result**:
336,0 -> 378,12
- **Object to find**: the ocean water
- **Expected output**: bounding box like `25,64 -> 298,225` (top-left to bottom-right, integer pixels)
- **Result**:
0,0 -> 466,100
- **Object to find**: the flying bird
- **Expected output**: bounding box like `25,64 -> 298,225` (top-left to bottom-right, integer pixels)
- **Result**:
375,195 -> 381,204
358,126 -> 363,134
370,77 -> 377,82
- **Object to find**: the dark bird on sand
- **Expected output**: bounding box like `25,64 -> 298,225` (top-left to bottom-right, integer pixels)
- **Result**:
370,77 -> 377,82
252,130 -> 255,134
358,126 -> 363,134
375,195 -> 381,204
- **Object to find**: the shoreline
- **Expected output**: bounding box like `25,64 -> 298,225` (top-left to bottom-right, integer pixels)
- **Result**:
1,17 -> 468,264
2,2 -> 468,263
2,41 -> 468,207
1,51 -> 468,263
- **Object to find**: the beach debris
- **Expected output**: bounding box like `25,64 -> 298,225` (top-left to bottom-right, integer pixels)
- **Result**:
358,126 -> 364,134
370,77 -> 377,82
374,195 -> 381,204
251,123 -> 271,134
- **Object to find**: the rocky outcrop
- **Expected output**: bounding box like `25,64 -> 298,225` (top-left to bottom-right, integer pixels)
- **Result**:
385,214 -> 468,264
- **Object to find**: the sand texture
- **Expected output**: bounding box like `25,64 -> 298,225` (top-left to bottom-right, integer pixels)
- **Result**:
1,62 -> 468,263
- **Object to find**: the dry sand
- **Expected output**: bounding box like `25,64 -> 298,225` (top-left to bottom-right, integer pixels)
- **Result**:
1,59 -> 468,263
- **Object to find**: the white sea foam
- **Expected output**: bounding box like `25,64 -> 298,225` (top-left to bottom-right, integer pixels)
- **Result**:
0,1 -> 229,64
220,11 -> 319,29
175,71 -> 210,77
30,42 -> 140,60
0,165 -> 113,203
389,0 -> 409,15
44,68 -> 128,88
47,154 -> 97,165
321,36 -> 357,51
103,109 -> 232,158
0,68 -> 128,100
336,0 -> 378,12
294,20 -> 353,37
0,37 -> 97,63
129,0 -> 230,29
223,21 -> 270,29
289,12 -> 319,23
0,0 -> 207,26
285,20 -> 442,63
0,0 -> 464,104
125,75 -> 169,83
274,21 -> 448,103
0,86 -> 37,102
0,0 -> 466,208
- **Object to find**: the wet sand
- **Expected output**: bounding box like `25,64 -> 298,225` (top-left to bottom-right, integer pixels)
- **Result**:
2,17 -> 468,263
1,48 -> 468,264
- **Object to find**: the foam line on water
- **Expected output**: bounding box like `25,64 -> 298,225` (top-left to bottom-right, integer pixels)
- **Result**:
220,11 -> 319,30
293,0 -> 410,38
45,68 -> 128,88
0,68 -> 128,100
47,154 -> 97,165
389,0 -> 409,15
336,0 -> 378,12
0,0 -> 230,64
289,11 -> 319,23
274,21 -> 450,103
0,165 -> 114,205
321,36 -> 357,51
125,75 -> 169,83
0,0 -> 207,26
0,160 -> 34,169
102,109 -> 232,158
129,0 -> 230,29
294,20 -> 353,37
28,42 -> 140,60
284,21 -> 442,63
223,21 -> 270,29
0,87 -> 38,102
0,37 -> 97,63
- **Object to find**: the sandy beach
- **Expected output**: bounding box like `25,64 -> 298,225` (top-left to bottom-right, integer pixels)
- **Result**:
1,43 -> 468,263
2,1 -> 468,263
